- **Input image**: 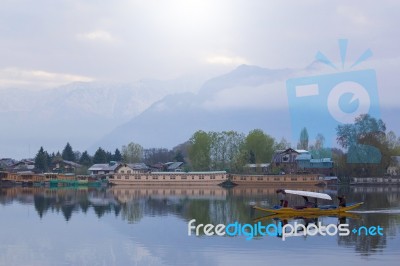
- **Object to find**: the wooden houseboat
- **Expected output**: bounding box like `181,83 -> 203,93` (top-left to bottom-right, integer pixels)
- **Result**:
230,173 -> 325,186
109,171 -> 228,186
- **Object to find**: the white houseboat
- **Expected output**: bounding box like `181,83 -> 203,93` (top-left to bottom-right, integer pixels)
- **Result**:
109,164 -> 227,185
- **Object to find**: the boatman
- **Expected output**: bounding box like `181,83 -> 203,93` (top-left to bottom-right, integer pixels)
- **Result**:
276,189 -> 288,207
337,195 -> 346,207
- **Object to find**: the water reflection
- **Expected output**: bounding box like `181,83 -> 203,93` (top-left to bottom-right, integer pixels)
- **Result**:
0,185 -> 400,261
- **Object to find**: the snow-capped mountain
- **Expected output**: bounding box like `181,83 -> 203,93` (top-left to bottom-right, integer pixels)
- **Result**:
93,63 -> 399,153
91,65 -> 296,151
0,78 -> 202,159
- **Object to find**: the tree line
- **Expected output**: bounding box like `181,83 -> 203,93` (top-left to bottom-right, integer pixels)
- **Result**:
33,114 -> 400,177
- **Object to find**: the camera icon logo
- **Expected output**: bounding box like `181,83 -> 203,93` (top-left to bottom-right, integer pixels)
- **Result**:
286,40 -> 381,163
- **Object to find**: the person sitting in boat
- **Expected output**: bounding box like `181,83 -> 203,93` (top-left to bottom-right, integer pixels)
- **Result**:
302,196 -> 317,208
337,195 -> 346,207
276,189 -> 288,207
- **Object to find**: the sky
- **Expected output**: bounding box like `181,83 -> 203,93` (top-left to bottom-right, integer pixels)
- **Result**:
0,0 -> 399,90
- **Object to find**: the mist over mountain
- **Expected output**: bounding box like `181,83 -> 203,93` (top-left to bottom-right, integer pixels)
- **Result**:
93,63 -> 400,153
91,65 -> 296,152
0,78 -> 202,159
1,63 -> 398,159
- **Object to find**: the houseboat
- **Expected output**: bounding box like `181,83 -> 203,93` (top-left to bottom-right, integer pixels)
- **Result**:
44,173 -> 106,187
1,171 -> 45,186
109,171 -> 228,186
230,173 -> 325,186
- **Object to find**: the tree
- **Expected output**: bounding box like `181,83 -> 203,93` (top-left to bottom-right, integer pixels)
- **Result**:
244,129 -> 275,164
309,133 -> 331,159
143,148 -> 174,165
106,151 -> 113,162
93,147 -> 108,164
297,127 -> 309,150
173,141 -> 191,162
174,151 -> 185,163
209,131 -> 245,171
79,151 -> 92,167
62,142 -> 75,162
274,137 -> 291,150
336,114 -> 390,176
113,149 -> 122,162
188,130 -> 211,171
122,142 -> 144,163
34,147 -> 48,172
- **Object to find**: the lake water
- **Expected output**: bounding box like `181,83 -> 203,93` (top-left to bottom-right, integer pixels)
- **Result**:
0,185 -> 399,266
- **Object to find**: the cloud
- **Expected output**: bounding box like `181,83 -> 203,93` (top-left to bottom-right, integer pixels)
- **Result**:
202,81 -> 287,111
0,68 -> 94,89
336,5 -> 370,26
205,55 -> 249,66
77,30 -> 117,42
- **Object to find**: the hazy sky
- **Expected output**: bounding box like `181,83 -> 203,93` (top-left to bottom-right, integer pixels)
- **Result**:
0,0 -> 399,90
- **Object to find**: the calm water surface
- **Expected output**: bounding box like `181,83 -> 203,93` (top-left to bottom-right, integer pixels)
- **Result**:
0,185 -> 399,266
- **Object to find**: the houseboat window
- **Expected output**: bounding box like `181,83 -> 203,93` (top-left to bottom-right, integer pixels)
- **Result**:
125,176 -> 129,179
128,170 -> 131,174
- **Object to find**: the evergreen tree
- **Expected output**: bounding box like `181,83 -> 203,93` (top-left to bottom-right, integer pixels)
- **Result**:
93,147 -> 108,164
34,147 -> 48,172
46,151 -> 52,171
297,127 -> 309,150
106,151 -> 113,162
62,142 -> 75,162
79,151 -> 92,167
113,148 -> 122,162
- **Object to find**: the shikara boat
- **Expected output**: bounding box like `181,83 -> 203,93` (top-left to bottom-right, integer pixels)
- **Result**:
253,211 -> 361,222
253,189 -> 363,215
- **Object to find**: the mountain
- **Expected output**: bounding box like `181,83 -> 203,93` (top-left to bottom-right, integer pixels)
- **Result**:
0,78 -> 202,159
3,63 -> 397,159
93,64 -> 400,152
92,65 -> 296,151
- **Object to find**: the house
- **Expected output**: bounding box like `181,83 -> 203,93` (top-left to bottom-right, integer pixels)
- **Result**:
165,162 -> 184,172
149,163 -> 165,172
271,148 -> 309,174
8,159 -> 35,172
296,153 -> 334,175
270,148 -> 334,175
50,158 -> 82,173
127,163 -> 150,173
0,158 -> 17,169
244,163 -> 270,173
88,162 -> 119,176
